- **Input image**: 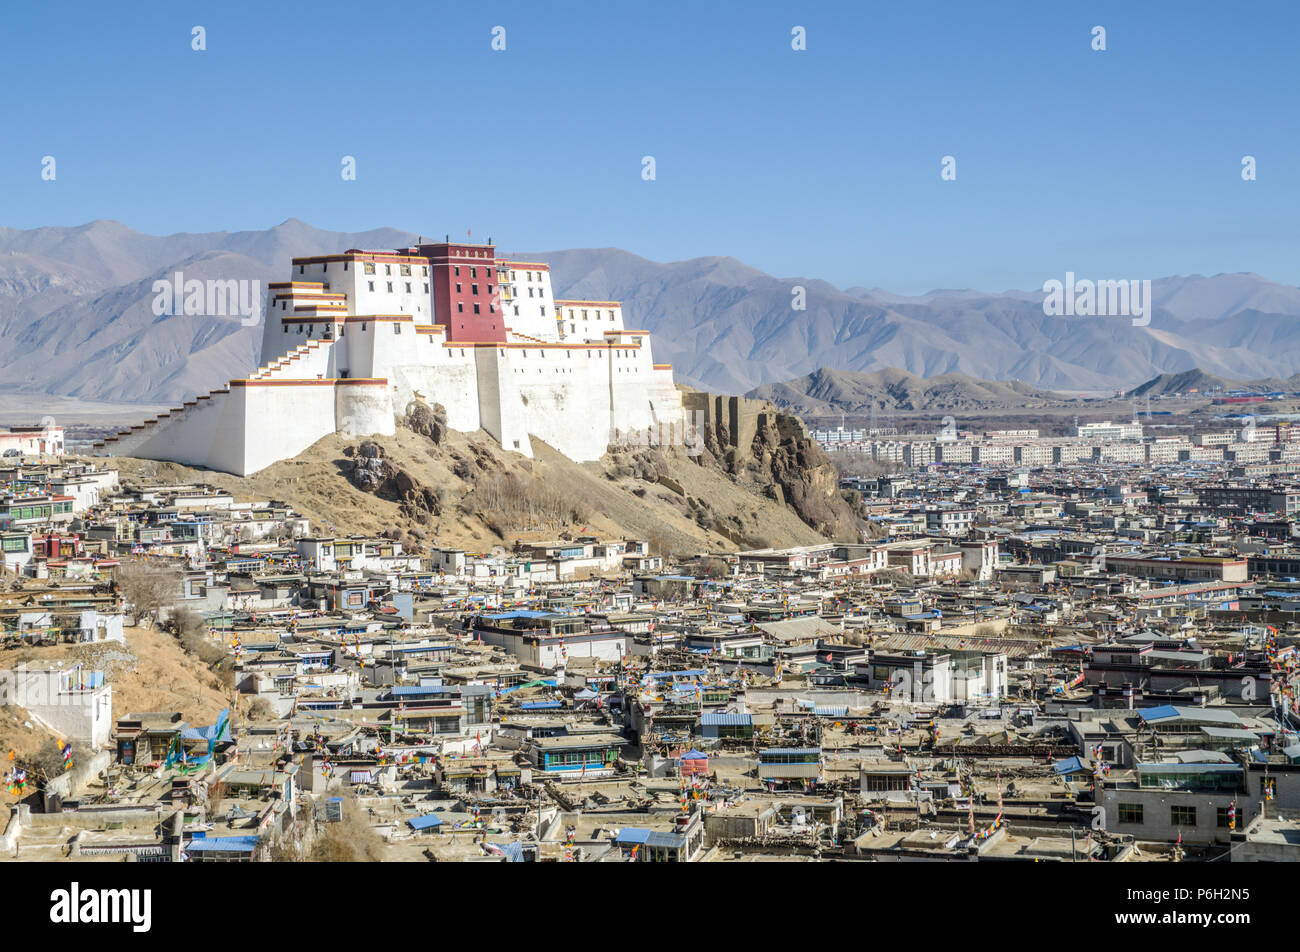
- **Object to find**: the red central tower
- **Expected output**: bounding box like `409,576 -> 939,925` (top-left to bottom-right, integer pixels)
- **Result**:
420,240 -> 505,343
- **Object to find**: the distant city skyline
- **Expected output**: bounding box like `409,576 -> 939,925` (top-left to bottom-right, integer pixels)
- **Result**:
3,0 -> 1298,294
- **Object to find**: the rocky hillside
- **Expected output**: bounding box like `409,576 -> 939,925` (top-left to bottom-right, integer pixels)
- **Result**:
111,394 -> 865,555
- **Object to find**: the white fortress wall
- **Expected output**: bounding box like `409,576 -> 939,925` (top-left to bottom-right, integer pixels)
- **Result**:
389,345 -> 482,434
335,380 -> 396,439
476,345 -> 533,456
339,318 -> 378,378
237,379 -> 378,476
511,344 -> 614,462
110,385 -> 249,474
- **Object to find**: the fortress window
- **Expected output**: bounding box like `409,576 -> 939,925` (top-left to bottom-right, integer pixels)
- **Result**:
368,281 -> 374,291
385,265 -> 392,275
323,262 -> 328,272
282,324 -> 288,333
421,266 -> 427,276
401,264 -> 411,276
456,283 -> 462,293
489,305 -> 496,313
513,305 -> 519,315
471,267 -> 478,278
472,284 -> 478,295
457,303 -> 464,313
473,304 -> 480,314
608,310 -> 615,320
540,306 -> 546,315
455,266 -> 460,276
582,309 -> 588,319
299,265 -> 305,274
387,282 -> 393,292
394,323 -> 401,334
424,283 -> 429,293
344,261 -> 349,270
364,262 -> 375,274
487,284 -> 493,294
281,301 -> 286,310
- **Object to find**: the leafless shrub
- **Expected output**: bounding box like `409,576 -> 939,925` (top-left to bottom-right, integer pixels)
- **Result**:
116,561 -> 181,625
306,798 -> 386,862
470,471 -> 591,531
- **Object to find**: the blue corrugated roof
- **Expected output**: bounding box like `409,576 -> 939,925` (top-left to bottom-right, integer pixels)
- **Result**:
407,814 -> 444,830
760,747 -> 820,756
1138,704 -> 1180,722
614,827 -> 651,844
520,700 -> 562,710
701,712 -> 753,727
186,835 -> 258,852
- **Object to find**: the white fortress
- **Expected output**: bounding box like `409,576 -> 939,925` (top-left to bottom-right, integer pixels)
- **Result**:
97,239 -> 685,475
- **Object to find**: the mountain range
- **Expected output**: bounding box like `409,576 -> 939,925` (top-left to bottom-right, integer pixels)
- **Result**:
3,219 -> 1300,408
746,367 -> 1065,415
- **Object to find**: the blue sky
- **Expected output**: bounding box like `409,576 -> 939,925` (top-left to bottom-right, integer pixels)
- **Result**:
2,0 -> 1297,293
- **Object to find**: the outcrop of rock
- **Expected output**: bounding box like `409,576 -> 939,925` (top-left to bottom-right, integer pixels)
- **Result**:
344,439 -> 442,524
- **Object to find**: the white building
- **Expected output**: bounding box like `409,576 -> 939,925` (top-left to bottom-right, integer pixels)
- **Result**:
99,240 -> 685,475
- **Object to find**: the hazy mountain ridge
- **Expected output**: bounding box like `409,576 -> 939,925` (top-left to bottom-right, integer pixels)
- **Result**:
747,367 -> 1064,415
2,219 -> 1300,406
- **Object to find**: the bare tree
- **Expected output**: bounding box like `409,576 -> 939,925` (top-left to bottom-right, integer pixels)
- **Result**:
116,561 -> 181,626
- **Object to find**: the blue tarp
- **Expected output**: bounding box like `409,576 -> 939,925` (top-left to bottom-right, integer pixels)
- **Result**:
407,814 -> 444,831
180,708 -> 231,743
